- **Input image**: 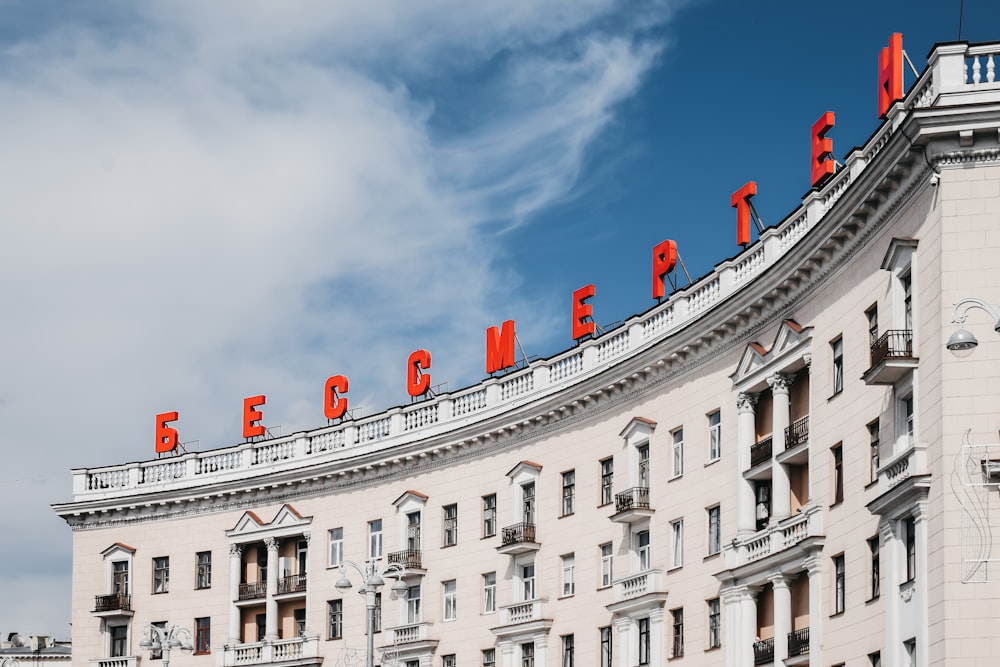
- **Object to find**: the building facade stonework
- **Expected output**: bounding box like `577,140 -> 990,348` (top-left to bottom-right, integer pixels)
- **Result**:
56,40 -> 1000,667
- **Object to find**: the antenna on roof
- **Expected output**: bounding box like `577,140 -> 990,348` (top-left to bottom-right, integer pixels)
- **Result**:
958,0 -> 964,40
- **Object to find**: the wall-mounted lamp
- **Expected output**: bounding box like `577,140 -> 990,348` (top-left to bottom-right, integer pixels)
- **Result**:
946,297 -> 1000,358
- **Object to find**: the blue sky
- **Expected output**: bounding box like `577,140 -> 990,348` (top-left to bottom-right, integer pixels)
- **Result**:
2,0 -> 999,639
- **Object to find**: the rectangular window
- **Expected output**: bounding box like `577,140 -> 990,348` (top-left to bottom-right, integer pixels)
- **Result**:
638,617 -> 651,665
905,517 -> 917,581
708,506 -> 721,555
110,625 -> 128,658
671,519 -> 683,568
407,584 -> 422,623
904,638 -> 916,666
869,420 -> 880,483
483,648 -> 496,667
294,608 -> 306,637
329,528 -> 344,566
443,504 -> 458,547
600,626 -> 612,667
834,554 -> 846,614
600,458 -> 614,506
833,445 -> 844,504
369,519 -> 383,558
561,554 -> 575,596
328,600 -> 343,639
522,562 -> 536,600
638,443 -> 650,487
562,634 -> 575,667
153,557 -> 169,594
483,494 -> 497,537
112,561 -> 129,594
671,428 -> 684,477
522,482 -> 536,524
483,572 -> 497,614
407,511 -> 422,550
868,650 -> 881,667
636,529 -> 651,571
708,598 -> 721,649
600,543 -> 613,587
194,617 -> 210,654
866,304 -> 879,346
902,394 -> 914,438
521,643 -> 535,667
562,470 -> 576,516
443,580 -> 457,621
256,614 -> 265,641
902,272 -> 912,330
671,608 -> 684,658
149,621 -> 166,660
374,592 -> 382,632
708,410 -> 722,461
869,536 -> 880,599
196,551 -> 211,589
832,336 -> 844,395
443,656 -> 456,667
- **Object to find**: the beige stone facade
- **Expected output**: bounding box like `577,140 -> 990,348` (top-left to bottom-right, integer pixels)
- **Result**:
55,40 -> 1000,667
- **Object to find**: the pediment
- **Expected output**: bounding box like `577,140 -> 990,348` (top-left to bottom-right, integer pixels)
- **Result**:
619,417 -> 656,442
731,320 -> 812,388
101,542 -> 136,559
505,461 -> 543,479
227,504 -> 311,540
393,490 -> 429,508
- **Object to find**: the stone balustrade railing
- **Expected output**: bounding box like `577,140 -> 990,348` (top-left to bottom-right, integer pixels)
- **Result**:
724,504 -> 823,568
613,569 -> 663,602
876,441 -> 927,495
220,636 -> 318,667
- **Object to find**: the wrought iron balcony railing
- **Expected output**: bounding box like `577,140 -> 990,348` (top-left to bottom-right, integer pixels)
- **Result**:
500,522 -> 536,546
614,487 -> 650,513
93,593 -> 131,612
785,415 -> 809,450
238,581 -> 267,601
753,637 -> 774,665
277,573 -> 307,594
788,627 -> 810,657
750,436 -> 773,468
387,549 -> 423,569
869,329 -> 914,366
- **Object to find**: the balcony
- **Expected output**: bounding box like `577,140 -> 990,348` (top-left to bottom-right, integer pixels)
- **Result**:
381,622 -> 439,661
725,504 -> 823,569
862,330 -> 917,385
277,573 -> 306,595
491,599 -> 552,638
238,581 -> 267,601
92,594 -> 132,617
750,436 -> 773,469
610,487 -> 653,523
219,636 -> 320,667
784,416 -> 809,450
385,622 -> 432,645
788,627 -> 810,658
496,523 -> 539,555
753,637 -> 774,665
90,658 -> 138,667
387,549 -> 423,570
871,441 -> 929,499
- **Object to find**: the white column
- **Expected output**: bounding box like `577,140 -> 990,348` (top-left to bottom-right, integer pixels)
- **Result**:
614,617 -> 632,667
768,374 -> 792,519
649,607 -> 665,665
769,575 -> 790,664
721,587 -> 742,667
534,633 -> 548,667
264,537 -> 280,641
915,499 -> 929,667
499,640 -> 514,667
229,544 -> 243,644
737,393 -> 758,535
805,555 -> 824,667
740,588 -> 758,667
879,521 -> 898,667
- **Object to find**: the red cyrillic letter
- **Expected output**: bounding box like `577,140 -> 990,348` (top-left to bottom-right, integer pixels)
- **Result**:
731,181 -> 757,246
485,320 -> 516,374
324,375 -> 349,420
811,111 -> 836,186
572,285 -> 596,340
242,395 -> 265,438
407,349 -> 432,397
878,33 -> 903,118
155,411 -> 179,453
652,240 -> 677,299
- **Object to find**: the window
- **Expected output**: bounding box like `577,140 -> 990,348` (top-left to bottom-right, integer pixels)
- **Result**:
600,543 -> 613,587
407,585 -> 421,623
868,420 -> 880,483
153,557 -> 169,594
483,572 -> 496,614
708,506 -> 721,555
866,304 -> 879,345
196,551 -> 211,589
904,638 -> 916,666
905,517 -> 916,581
256,545 -> 267,583
708,411 -> 722,461
443,505 -> 458,547
443,580 -> 457,621
561,554 -> 575,596
600,458 -> 614,505
329,528 -> 344,566
869,536 -> 880,599
255,613 -> 265,641
708,598 -> 721,649
483,494 -> 497,537
521,562 -> 536,600
671,519 -> 683,568
294,608 -> 305,637
671,608 -> 684,658
832,336 -> 844,395
369,519 -> 383,558
638,617 -> 651,665
149,621 -> 166,659
194,617 -> 210,654
636,529 -> 651,571
638,443 -> 650,487
112,561 -> 129,594
562,470 -> 576,516
522,482 -> 536,524
297,539 -> 308,576
834,554 -> 846,614
665,428 -> 682,477
443,656 -> 456,667
901,393 -> 914,440
374,592 -> 382,632
902,272 -> 912,330
521,643 -> 535,667
110,625 -> 128,658
600,626 -> 612,667
832,445 -> 844,504
562,634 -> 575,667
868,650 -> 881,667
406,511 -> 422,551
328,600 -> 343,638
483,648 -> 496,667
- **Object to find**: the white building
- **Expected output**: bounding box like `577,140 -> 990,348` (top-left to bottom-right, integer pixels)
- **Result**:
55,38 -> 1000,667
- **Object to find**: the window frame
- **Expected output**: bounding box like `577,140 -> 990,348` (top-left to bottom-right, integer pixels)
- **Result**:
483,494 -> 497,537
831,336 -> 844,396
562,634 -> 575,667
443,504 -> 458,547
868,419 -> 881,484
708,598 -> 721,649
561,554 -> 575,597
905,516 -> 917,582
833,553 -> 846,614
328,600 -> 343,640
600,543 -> 613,588
369,519 -> 383,559
600,458 -> 614,506
194,617 -> 211,655
832,444 -> 844,504
707,505 -> 721,556
671,607 -> 684,658
152,556 -> 169,594
442,580 -> 457,621
708,410 -> 722,461
638,617 -> 651,666
636,529 -> 651,571
406,584 -> 422,623
482,648 -> 497,667
600,626 -> 612,667
671,427 -> 684,477
670,519 -> 683,568
196,551 -> 211,590
869,536 -> 881,600
561,470 -> 576,516
483,571 -> 496,614
329,527 -> 344,567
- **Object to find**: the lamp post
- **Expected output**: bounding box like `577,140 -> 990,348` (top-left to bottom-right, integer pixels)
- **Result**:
335,558 -> 409,667
1,658 -> 21,667
138,624 -> 193,667
946,297 -> 1000,357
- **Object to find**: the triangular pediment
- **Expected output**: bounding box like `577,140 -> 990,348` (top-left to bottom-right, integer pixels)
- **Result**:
505,461 -> 543,479
731,320 -> 812,388
101,542 -> 136,558
226,504 -> 311,541
229,510 -> 266,535
393,490 -> 429,507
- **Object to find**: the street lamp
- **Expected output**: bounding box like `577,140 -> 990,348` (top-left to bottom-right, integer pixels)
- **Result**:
946,297 -> 1000,358
1,658 -> 21,667
138,624 -> 193,667
335,558 -> 409,667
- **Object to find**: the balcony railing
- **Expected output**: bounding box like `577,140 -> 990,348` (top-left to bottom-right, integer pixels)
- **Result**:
750,436 -> 773,468
613,570 -> 663,602
753,637 -> 774,665
788,627 -> 810,657
875,441 -> 927,496
277,573 -> 307,594
387,549 -> 423,569
90,658 -> 138,667
784,416 -> 809,450
725,504 -> 823,568
500,599 -> 544,625
238,581 -> 267,600
614,487 -> 650,513
500,523 -> 536,546
385,622 -> 431,645
220,636 -> 319,666
869,329 -> 914,366
93,593 -> 131,612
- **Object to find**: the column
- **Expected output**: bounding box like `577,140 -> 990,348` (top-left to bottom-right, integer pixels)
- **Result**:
499,640 -> 514,667
740,587 -> 758,667
534,633 -> 548,667
614,617 -> 632,667
769,575 -> 790,664
229,544 -> 243,644
649,607 -> 665,666
264,537 -> 280,641
301,532 -> 311,639
721,586 -> 742,667
737,393 -> 758,535
878,521 -> 898,667
915,499 -> 929,667
805,555 -> 824,667
768,374 -> 792,519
